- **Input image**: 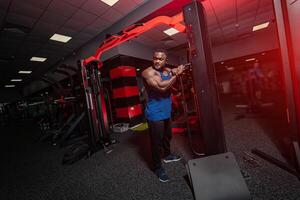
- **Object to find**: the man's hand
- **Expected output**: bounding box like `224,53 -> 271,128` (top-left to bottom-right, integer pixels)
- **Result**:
171,63 -> 190,77
176,65 -> 185,76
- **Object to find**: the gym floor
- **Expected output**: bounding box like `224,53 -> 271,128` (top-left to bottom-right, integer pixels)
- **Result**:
1,96 -> 300,200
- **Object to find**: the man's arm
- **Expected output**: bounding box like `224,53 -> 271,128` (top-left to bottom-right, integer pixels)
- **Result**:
142,69 -> 177,92
171,64 -> 186,76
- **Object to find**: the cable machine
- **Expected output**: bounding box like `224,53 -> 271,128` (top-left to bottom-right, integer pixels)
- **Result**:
79,3 -> 227,157
79,12 -> 186,154
80,60 -> 112,153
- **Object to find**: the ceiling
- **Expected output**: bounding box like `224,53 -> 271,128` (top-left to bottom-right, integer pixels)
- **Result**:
0,0 -> 275,94
133,0 -> 275,52
0,0 -> 145,90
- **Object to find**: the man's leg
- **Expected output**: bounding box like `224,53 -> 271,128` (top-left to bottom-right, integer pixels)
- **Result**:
148,120 -> 169,182
162,118 -> 182,163
148,120 -> 164,170
162,118 -> 172,156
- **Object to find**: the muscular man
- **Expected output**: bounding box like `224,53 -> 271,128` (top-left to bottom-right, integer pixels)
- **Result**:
142,49 -> 185,182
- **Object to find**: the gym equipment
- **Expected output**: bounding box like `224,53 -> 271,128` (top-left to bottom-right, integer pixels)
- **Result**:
53,112 -> 86,146
110,66 -> 143,127
62,141 -> 89,165
79,60 -> 114,154
186,152 -> 251,200
184,1 -> 226,156
183,1 -> 250,198
39,113 -> 75,142
252,148 -> 300,179
79,13 -> 186,155
178,74 -> 204,156
272,0 -> 300,173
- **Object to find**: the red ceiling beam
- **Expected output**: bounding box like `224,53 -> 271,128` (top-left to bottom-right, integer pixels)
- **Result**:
83,12 -> 185,68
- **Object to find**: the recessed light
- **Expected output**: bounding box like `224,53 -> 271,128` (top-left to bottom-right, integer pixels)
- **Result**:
136,68 -> 140,71
101,0 -> 119,6
5,85 -> 15,88
11,79 -> 22,82
163,28 -> 180,36
30,57 -> 47,62
227,67 -> 234,71
50,33 -> 72,43
221,62 -> 224,64
253,22 -> 270,31
245,58 -> 256,62
18,70 -> 32,74
262,52 -> 266,55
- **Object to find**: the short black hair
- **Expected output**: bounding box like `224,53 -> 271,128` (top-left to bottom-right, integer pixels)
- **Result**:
154,48 -> 168,57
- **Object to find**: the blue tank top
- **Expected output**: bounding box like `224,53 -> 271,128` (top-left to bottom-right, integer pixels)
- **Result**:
145,70 -> 172,121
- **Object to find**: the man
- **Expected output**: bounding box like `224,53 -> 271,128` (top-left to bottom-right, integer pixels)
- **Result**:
142,49 -> 185,182
246,60 -> 265,112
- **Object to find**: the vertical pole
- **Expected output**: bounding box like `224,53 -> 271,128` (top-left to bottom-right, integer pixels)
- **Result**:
273,0 -> 300,169
183,1 -> 226,155
79,60 -> 97,152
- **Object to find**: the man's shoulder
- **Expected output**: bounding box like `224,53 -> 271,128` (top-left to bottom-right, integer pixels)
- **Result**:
142,66 -> 155,77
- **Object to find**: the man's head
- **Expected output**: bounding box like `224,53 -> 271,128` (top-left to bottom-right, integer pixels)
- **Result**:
153,49 -> 167,70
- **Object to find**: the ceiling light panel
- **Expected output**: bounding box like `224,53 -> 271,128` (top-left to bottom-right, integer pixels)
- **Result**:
30,57 -> 47,62
101,0 -> 119,6
245,58 -> 256,62
18,70 -> 32,74
50,33 -> 72,43
253,22 -> 270,31
163,28 -> 179,36
11,79 -> 22,82
5,85 -> 15,88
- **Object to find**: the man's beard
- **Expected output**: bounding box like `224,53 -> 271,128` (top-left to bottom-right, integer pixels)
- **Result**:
154,64 -> 164,70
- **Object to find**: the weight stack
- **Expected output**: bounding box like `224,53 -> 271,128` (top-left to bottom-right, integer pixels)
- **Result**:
186,152 -> 251,200
110,66 -> 143,127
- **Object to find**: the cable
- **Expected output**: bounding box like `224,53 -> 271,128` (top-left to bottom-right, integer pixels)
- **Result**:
178,75 -> 204,156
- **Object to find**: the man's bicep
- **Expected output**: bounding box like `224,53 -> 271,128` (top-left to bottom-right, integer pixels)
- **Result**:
146,76 -> 160,89
146,76 -> 168,92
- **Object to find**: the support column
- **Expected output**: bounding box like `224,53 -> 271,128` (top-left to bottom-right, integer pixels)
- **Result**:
273,0 -> 300,169
183,1 -> 226,155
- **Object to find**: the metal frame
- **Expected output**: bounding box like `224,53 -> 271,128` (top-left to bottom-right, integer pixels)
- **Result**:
248,0 -> 300,177
272,0 -> 300,171
83,13 -> 185,68
183,1 -> 227,155
80,60 -> 110,153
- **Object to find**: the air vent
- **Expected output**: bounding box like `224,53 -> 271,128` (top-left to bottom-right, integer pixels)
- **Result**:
2,22 -> 31,34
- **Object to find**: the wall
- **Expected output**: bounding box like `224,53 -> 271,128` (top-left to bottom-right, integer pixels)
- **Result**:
212,26 -> 279,62
176,26 -> 279,64
118,41 -> 180,65
217,59 -> 282,95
